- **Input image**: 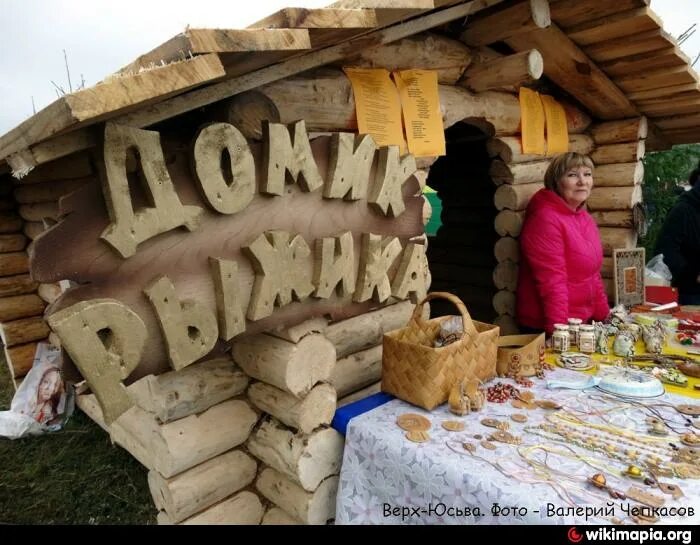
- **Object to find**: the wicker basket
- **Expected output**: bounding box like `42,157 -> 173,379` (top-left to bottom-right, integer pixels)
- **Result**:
381,292 -> 500,411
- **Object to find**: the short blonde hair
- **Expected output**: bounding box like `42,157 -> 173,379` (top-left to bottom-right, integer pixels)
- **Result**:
544,152 -> 594,194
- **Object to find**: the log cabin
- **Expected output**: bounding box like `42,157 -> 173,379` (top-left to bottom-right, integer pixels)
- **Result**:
1,0 -> 699,524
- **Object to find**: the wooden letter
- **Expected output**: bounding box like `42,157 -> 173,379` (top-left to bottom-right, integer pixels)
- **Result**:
244,230 -> 314,321
261,120 -> 324,195
209,258 -> 246,341
368,146 -> 417,217
193,123 -> 256,214
313,231 -> 355,299
100,123 -> 202,258
47,299 -> 146,424
391,242 -> 428,302
323,133 -> 376,200
354,233 -> 402,303
144,276 -> 218,370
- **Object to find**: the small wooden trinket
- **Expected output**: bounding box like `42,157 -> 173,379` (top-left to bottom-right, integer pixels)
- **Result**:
405,430 -> 431,443
624,465 -> 644,479
511,399 -> 527,409
489,430 -> 521,445
462,442 -> 476,453
397,413 -> 431,432
442,420 -> 465,432
676,404 -> 700,417
511,414 -> 527,423
535,399 -> 561,410
589,473 -> 607,489
473,434 -> 483,440
626,486 -> 665,508
680,432 -> 700,446
481,440 -> 497,450
481,418 -> 502,429
658,482 -> 684,500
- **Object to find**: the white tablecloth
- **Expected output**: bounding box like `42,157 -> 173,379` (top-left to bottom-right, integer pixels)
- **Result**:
335,369 -> 700,525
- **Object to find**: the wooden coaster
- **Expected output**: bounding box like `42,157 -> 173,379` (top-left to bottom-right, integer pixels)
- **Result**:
511,414 -> 527,423
442,420 -> 465,432
676,404 -> 700,417
405,430 -> 430,443
481,440 -> 496,450
519,391 -> 535,402
397,413 -> 431,432
481,418 -> 502,429
680,432 -> 700,446
511,400 -> 527,409
626,487 -> 665,509
535,399 -> 561,410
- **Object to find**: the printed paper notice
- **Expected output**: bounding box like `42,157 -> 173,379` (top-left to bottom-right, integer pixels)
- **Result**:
540,94 -> 569,155
344,67 -> 406,153
519,87 -> 546,155
393,70 -> 446,158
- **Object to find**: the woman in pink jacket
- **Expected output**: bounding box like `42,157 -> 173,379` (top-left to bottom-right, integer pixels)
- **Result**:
517,152 -> 610,335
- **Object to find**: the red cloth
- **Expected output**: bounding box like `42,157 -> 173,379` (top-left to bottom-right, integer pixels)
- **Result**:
516,188 -> 609,334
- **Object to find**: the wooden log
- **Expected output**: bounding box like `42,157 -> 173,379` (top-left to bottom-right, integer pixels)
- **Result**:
262,507 -> 302,525
37,283 -> 63,304
267,316 -> 329,343
339,33 -> 472,85
0,316 -> 50,347
247,382 -> 337,435
23,221 -> 46,241
18,202 -> 60,222
487,134 -> 594,163
490,160 -> 548,185
16,152 -> 93,185
601,256 -> 614,278
593,162 -> 644,187
128,357 -> 249,423
493,260 -> 518,291
494,182 -> 543,211
0,252 -> 29,277
159,491 -> 264,525
0,234 -> 28,253
0,274 -> 37,297
589,210 -> 635,228
247,419 -> 344,492
111,400 -> 259,478
590,118 -> 648,145
337,381 -> 382,408
148,450 -> 257,524
591,141 -> 645,165
256,468 -> 338,525
494,237 -> 519,263
587,185 -> 642,211
324,300 -> 414,358
227,70 -> 590,139
5,342 -> 40,379
460,0 -> 550,46
0,213 -> 22,234
494,314 -> 520,335
459,49 -> 543,92
14,177 -> 93,204
505,25 -> 638,119
493,290 -> 516,316
599,227 -> 638,257
494,209 -> 526,237
550,0 -> 653,29
232,333 -> 336,398
330,345 -> 383,398
0,294 -> 45,322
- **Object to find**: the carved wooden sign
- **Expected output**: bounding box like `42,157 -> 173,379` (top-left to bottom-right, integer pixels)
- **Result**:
33,120 -> 426,423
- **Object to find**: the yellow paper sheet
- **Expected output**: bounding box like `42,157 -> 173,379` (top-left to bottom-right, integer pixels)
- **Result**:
519,87 -> 546,155
393,70 -> 446,158
540,94 -> 569,155
344,67 -> 406,154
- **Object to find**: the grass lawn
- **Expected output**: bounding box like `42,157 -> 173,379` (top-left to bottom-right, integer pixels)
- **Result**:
0,356 -> 155,524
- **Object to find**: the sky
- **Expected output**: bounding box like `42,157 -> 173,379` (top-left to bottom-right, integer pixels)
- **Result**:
1,0 -> 699,135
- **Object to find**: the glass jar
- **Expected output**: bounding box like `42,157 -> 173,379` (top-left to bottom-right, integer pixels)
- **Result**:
552,324 -> 570,353
579,324 -> 596,354
568,318 -> 583,347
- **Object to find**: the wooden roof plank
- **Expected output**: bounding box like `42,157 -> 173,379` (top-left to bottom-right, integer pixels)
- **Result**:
249,8 -> 379,49
505,24 -> 638,119
640,101 -> 700,118
628,85 -> 700,103
654,113 -> 700,131
584,29 -> 675,63
550,0 -> 650,30
327,0 -> 435,26
117,28 -> 312,75
566,7 -> 662,46
616,66 -> 699,94
0,54 -> 226,162
599,48 -> 689,78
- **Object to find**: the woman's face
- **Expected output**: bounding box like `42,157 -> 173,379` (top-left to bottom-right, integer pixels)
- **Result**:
38,370 -> 61,402
557,164 -> 593,210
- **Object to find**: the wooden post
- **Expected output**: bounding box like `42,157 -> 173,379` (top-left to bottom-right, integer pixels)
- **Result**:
262,507 -> 301,525
0,274 -> 37,297
591,141 -> 645,165
460,0 -> 551,46
0,294 -> 45,322
593,162 -> 644,187
590,118 -> 648,144
493,290 -> 516,316
494,182 -> 543,211
0,316 -> 50,347
494,209 -> 526,237
493,260 -> 518,291
158,491 -> 264,525
330,345 -> 383,398
487,134 -> 594,164
5,342 -> 41,379
494,314 -> 520,335
587,185 -> 642,210
589,210 -> 635,228
599,227 -> 638,256
494,237 -> 519,263
459,49 -> 543,92
490,160 -> 549,185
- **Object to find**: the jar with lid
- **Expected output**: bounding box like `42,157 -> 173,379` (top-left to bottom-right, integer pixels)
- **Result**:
567,318 -> 582,347
578,324 -> 596,354
552,324 -> 570,353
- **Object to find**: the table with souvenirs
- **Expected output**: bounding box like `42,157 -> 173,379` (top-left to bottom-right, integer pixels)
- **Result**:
335,303 -> 700,525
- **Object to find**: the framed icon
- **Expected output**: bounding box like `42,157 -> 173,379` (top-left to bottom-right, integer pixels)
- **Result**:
613,248 -> 646,307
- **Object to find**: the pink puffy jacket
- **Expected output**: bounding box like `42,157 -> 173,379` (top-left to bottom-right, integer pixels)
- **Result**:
516,188 -> 609,334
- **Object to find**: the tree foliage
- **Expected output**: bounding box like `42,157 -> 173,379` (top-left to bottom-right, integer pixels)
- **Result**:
641,144 -> 700,256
